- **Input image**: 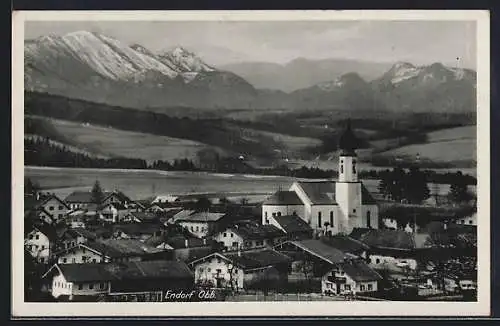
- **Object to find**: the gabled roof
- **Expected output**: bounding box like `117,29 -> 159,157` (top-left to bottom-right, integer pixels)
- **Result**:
127,211 -> 159,222
65,191 -> 100,203
272,215 -> 313,234
288,239 -> 356,265
295,181 -> 337,205
90,239 -> 165,257
227,220 -> 285,240
321,235 -> 370,255
177,212 -> 226,223
361,184 -> 377,205
190,249 -> 292,271
171,209 -> 196,222
39,194 -> 71,209
60,228 -> 98,241
27,222 -> 58,242
352,229 -> 415,250
103,191 -> 132,204
114,260 -> 193,280
43,263 -> 115,283
225,249 -> 292,270
166,235 -> 213,249
263,191 -> 303,206
100,202 -> 128,210
25,194 -> 70,211
340,260 -> 382,282
112,223 -> 164,236
43,260 -> 192,283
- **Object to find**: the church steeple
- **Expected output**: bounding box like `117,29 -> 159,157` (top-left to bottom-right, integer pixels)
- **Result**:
338,119 -> 359,182
338,119 -> 360,156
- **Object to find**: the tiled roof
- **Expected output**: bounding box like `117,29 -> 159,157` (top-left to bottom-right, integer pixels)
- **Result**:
296,181 -> 337,205
27,222 -> 58,242
225,249 -> 292,270
321,235 -> 370,255
263,191 -> 303,206
127,211 -> 159,222
272,215 -> 313,234
61,228 -> 98,241
290,239 -> 353,264
45,260 -> 192,283
229,220 -> 285,240
113,260 -> 193,280
353,229 -> 415,250
171,209 -> 196,222
177,212 -> 226,223
166,235 -> 213,249
87,239 -> 165,257
112,223 -> 164,236
361,184 -> 377,205
341,260 -> 382,282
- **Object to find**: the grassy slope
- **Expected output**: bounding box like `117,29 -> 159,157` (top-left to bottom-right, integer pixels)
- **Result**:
377,126 -> 476,165
27,116 -> 223,162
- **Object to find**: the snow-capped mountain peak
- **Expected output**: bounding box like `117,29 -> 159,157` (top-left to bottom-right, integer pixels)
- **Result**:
158,46 -> 215,73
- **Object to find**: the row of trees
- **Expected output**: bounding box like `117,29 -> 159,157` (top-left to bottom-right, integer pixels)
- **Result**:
378,167 -> 475,205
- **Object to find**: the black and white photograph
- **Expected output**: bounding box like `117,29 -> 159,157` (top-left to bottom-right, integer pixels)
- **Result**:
11,10 -> 490,317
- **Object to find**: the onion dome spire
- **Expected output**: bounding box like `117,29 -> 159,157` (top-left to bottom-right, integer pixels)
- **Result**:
338,119 -> 360,156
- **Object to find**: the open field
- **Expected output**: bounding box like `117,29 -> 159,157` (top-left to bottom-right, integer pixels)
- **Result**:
24,166 -> 474,202
32,117 -> 223,162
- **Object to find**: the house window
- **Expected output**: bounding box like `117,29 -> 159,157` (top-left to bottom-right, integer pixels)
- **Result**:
367,211 -> 371,228
360,284 -> 365,291
375,258 -> 380,264
353,209 -> 356,213
265,212 -> 268,219
345,284 -> 351,291
63,258 -> 67,263
318,212 -> 322,227
100,283 -> 105,289
207,268 -> 211,272
72,258 -> 76,263
92,259 -> 97,263
58,214 -> 62,219
196,226 -> 199,232
41,245 -> 45,250
59,206 -> 63,210
330,211 -> 334,226
216,269 -> 221,274
368,284 -> 373,291
224,233 -> 227,237
40,258 -> 44,263
78,284 -> 83,290
29,234 -> 33,240
469,220 -> 473,225
230,233 -> 234,238
89,284 -> 94,290
232,242 -> 239,247
49,206 -> 54,211
35,235 -> 39,240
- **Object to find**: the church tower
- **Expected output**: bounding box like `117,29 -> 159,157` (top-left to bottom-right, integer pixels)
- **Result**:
335,119 -> 363,234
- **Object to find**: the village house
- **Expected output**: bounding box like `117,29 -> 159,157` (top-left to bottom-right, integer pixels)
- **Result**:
64,190 -> 137,211
55,238 -> 171,264
25,194 -> 71,224
25,207 -> 54,226
176,211 -> 228,238
151,195 -> 179,204
262,122 -> 379,235
99,202 -> 132,223
124,211 -> 160,224
58,228 -> 98,250
25,223 -> 57,264
214,220 -> 286,252
110,223 -> 165,241
454,212 -> 477,226
42,260 -> 194,301
322,259 -> 382,296
169,209 -> 196,224
188,249 -> 292,289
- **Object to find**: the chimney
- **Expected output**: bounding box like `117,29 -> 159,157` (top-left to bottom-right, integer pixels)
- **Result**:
184,239 -> 189,248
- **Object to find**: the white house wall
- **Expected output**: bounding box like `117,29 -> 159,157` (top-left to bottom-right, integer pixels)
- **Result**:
51,273 -> 72,298
26,230 -> 51,263
41,198 -> 70,223
369,254 -> 418,271
215,230 -> 244,251
57,247 -> 110,264
262,205 -> 305,224
360,205 -> 379,229
193,257 -> 243,288
179,221 -> 212,238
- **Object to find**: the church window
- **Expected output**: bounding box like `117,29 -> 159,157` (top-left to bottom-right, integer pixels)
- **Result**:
352,160 -> 357,174
318,212 -> 322,227
340,164 -> 344,174
265,211 -> 268,219
353,209 -> 356,213
367,211 -> 371,228
330,211 -> 334,227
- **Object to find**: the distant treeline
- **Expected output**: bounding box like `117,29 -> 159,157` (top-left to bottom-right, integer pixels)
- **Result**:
26,136 -> 476,186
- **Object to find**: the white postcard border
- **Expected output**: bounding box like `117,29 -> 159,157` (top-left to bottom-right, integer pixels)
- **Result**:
11,10 -> 491,317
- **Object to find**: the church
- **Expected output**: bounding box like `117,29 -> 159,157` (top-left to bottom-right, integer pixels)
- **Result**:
262,121 -> 379,235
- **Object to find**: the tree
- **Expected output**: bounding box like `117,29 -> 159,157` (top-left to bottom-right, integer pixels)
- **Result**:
448,175 -> 473,204
91,180 -> 104,205
403,167 -> 430,204
195,196 -> 212,212
24,178 -> 40,197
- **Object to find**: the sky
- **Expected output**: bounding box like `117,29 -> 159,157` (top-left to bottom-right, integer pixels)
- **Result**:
24,20 -> 477,69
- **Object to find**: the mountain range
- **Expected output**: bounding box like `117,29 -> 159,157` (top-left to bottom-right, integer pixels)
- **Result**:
24,31 -> 477,113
